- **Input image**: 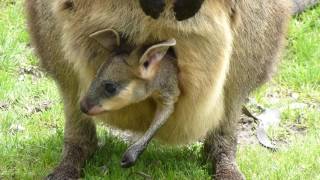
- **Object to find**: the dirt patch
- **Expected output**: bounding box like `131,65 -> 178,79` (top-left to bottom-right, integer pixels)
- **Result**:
25,100 -> 54,115
0,101 -> 9,110
237,115 -> 259,145
238,92 -> 312,148
18,65 -> 44,82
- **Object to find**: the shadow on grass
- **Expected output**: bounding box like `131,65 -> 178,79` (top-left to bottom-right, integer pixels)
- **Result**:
15,129 -> 212,179
83,132 -> 212,179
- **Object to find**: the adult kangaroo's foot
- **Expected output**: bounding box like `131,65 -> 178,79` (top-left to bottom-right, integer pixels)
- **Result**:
46,114 -> 97,179
204,130 -> 245,180
46,144 -> 83,179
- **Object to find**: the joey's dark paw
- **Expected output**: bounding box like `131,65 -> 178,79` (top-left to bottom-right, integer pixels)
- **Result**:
120,144 -> 144,168
120,149 -> 138,168
174,0 -> 204,21
46,165 -> 80,180
139,0 -> 166,19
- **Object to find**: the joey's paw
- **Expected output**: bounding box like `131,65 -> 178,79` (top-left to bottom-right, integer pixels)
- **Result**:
120,150 -> 138,168
214,164 -> 245,180
46,165 -> 80,180
139,0 -> 165,19
120,145 -> 143,168
174,0 -> 204,21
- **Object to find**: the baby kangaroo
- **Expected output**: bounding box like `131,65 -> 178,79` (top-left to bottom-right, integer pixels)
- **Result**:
80,29 -> 180,168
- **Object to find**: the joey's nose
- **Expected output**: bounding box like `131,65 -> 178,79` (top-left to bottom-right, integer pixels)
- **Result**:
80,99 -> 105,115
80,99 -> 90,114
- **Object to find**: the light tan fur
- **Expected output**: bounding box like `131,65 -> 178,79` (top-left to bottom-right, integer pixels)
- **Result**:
100,81 -> 142,111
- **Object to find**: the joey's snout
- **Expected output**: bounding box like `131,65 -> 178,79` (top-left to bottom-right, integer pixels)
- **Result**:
80,98 -> 105,116
80,80 -> 128,115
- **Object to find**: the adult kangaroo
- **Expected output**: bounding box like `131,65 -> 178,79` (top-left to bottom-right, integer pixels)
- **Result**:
25,0 -> 316,179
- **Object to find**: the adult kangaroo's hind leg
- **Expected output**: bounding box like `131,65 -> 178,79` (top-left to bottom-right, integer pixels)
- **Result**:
25,0 -> 98,179
204,90 -> 246,180
47,77 -> 98,179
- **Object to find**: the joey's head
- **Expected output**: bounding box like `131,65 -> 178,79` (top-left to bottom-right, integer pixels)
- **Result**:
80,29 -> 176,115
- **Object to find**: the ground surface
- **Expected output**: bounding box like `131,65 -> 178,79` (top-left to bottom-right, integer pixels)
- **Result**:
0,1 -> 319,179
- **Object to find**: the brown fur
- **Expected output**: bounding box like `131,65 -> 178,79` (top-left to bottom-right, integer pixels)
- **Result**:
25,0 -> 292,179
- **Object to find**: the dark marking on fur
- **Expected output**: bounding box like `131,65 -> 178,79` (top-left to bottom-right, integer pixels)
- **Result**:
174,0 -> 204,21
139,0 -> 165,19
62,0 -> 75,11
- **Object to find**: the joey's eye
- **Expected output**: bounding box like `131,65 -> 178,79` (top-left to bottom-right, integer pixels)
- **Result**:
143,61 -> 149,68
103,81 -> 118,96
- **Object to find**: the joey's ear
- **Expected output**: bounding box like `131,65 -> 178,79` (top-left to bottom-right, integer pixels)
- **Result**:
89,29 -> 120,50
139,39 -> 176,65
138,39 -> 176,79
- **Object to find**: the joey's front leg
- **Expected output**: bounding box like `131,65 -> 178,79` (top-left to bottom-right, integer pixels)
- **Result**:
174,0 -> 204,21
121,104 -> 174,168
139,0 -> 166,19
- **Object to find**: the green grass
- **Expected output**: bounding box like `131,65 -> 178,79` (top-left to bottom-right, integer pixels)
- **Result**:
0,1 -> 319,179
